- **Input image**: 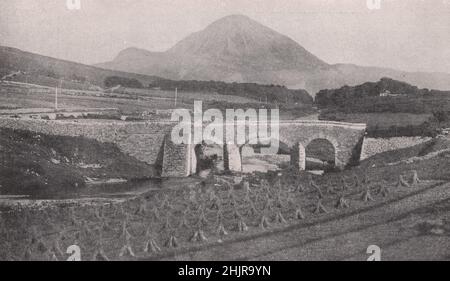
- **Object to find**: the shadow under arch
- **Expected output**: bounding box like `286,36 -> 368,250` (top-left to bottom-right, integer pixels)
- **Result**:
193,141 -> 223,175
304,138 -> 337,171
290,136 -> 340,172
238,138 -> 292,173
239,137 -> 290,156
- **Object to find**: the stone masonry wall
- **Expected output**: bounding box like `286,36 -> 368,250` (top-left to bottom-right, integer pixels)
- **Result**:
279,121 -> 367,169
161,137 -> 193,177
0,117 -> 191,177
361,137 -> 431,160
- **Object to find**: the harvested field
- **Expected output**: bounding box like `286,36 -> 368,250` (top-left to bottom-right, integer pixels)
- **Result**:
1,162 -> 447,260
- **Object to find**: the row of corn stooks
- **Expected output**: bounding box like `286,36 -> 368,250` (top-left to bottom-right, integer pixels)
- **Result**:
0,170 -> 422,261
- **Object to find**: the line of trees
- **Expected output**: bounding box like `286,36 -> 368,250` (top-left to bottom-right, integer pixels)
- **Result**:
104,76 -> 143,89
149,79 -> 313,105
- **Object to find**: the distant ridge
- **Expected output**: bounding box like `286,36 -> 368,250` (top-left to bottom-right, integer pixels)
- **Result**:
0,46 -> 161,89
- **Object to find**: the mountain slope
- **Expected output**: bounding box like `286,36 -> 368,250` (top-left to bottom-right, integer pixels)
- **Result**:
166,15 -> 328,71
98,14 -> 450,95
0,46 -> 161,89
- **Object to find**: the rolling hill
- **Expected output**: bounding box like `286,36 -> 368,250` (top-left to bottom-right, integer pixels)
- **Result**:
98,14 -> 450,96
0,46 -> 161,90
316,77 -> 450,111
0,45 -> 314,105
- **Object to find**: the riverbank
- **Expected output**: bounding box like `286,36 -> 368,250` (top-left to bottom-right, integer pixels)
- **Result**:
0,128 -> 156,198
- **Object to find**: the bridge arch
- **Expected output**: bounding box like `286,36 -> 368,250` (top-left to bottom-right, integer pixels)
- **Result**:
192,142 -> 224,175
304,138 -> 337,171
207,120 -> 366,175
290,136 -> 342,172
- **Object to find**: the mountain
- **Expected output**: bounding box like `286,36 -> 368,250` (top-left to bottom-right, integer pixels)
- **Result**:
98,14 -> 450,95
0,46 -> 160,89
98,15 -> 329,89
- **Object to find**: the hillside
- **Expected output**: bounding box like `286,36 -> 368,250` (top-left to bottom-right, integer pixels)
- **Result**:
0,46 -> 160,90
0,45 -> 315,105
0,128 -> 155,198
316,78 -> 450,137
316,78 -> 450,111
98,15 -> 450,95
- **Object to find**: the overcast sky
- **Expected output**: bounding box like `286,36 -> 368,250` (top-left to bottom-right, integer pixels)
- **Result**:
1,0 -> 449,73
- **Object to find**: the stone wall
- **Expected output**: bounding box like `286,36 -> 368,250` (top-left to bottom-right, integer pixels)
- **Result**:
278,121 -> 367,170
161,136 -> 194,178
0,118 -> 368,177
0,117 -> 192,177
361,137 -> 431,160
220,120 -> 367,172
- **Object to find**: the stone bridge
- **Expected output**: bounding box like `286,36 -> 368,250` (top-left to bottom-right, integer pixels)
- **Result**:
219,120 -> 367,173
0,118 -> 366,178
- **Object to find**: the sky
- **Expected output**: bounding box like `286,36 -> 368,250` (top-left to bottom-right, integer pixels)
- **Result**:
0,0 -> 449,73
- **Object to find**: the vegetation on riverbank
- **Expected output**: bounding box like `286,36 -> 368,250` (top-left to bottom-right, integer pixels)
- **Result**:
316,78 -> 450,137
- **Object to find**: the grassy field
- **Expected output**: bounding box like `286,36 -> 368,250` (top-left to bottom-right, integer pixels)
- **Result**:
0,82 -> 317,119
0,81 -> 191,113
319,112 -> 433,137
114,87 -> 261,104
324,113 -> 431,128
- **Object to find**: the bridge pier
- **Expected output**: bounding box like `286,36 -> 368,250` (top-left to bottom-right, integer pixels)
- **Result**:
223,144 -> 242,173
291,143 -> 306,171
161,137 -> 193,177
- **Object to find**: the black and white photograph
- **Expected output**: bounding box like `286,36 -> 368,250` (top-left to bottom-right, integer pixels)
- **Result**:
0,0 -> 449,264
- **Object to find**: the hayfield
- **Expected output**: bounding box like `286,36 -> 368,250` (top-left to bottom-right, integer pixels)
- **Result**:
1,132 -> 449,261
0,160 -> 442,261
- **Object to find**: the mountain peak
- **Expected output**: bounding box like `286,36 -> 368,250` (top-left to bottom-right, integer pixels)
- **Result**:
97,14 -> 450,93
198,14 -> 279,41
212,14 -> 253,23
206,14 -> 260,29
101,14 -> 329,87
167,14 -> 328,71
